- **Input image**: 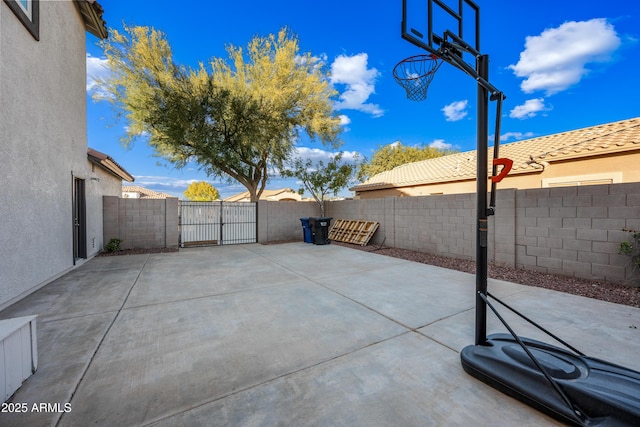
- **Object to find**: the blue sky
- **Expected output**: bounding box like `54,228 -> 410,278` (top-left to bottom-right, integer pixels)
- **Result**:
86,0 -> 640,199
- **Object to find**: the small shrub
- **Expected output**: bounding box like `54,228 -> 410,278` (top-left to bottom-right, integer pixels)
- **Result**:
618,230 -> 640,284
619,241 -> 634,256
105,238 -> 122,253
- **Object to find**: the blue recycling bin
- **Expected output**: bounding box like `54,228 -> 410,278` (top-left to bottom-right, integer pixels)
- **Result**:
300,218 -> 313,243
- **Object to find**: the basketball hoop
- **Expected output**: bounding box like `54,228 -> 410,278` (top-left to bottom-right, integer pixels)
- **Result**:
393,54 -> 442,101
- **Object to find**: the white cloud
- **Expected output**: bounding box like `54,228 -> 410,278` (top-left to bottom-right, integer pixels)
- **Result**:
123,125 -> 150,138
339,115 -> 351,126
386,139 -> 453,151
293,147 -> 360,164
500,131 -> 535,141
276,147 -> 360,177
132,175 -> 246,199
86,53 -> 111,93
442,100 -> 468,122
509,98 -> 548,119
389,141 -> 401,149
509,19 -> 621,95
429,139 -> 453,150
134,175 -> 214,189
295,53 -> 328,72
330,53 -> 383,117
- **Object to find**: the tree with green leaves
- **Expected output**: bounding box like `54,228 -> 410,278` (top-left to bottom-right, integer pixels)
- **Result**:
183,181 -> 220,201
357,142 -> 456,182
284,152 -> 355,217
95,25 -> 342,201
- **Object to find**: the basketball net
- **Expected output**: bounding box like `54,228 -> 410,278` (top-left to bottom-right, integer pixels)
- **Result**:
393,54 -> 442,101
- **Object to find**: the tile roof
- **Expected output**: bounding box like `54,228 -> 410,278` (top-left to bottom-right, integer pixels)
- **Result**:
122,185 -> 174,199
224,188 -> 302,202
352,116 -> 640,191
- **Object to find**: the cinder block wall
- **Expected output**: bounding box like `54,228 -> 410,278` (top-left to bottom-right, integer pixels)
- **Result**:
325,198 -> 389,245
102,182 -> 640,285
257,200 -> 318,242
489,188 -> 517,268
103,196 -> 179,249
327,194 -> 479,259
513,182 -> 640,283
324,183 -> 640,285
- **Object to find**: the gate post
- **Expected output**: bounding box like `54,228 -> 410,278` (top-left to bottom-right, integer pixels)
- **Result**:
219,202 -> 224,245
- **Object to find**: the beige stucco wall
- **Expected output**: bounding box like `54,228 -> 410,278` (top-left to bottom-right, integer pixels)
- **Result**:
354,151 -> 640,199
0,1 -> 104,309
86,166 -> 126,257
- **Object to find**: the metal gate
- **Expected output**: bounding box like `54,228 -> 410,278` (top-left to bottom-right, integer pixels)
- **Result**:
179,201 -> 256,247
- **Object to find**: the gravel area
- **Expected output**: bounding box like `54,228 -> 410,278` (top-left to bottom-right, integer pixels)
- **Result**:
333,242 -> 640,308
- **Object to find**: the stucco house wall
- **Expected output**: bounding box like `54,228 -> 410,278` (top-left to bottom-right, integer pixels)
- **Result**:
0,1 -> 110,309
85,163 -> 128,256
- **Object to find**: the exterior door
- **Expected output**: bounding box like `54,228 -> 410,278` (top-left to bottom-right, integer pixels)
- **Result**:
73,178 -> 87,261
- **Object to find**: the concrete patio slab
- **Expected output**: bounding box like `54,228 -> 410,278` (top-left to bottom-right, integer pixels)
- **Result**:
0,243 -> 638,426
124,257 -> 303,308
62,282 -> 406,426
153,332 -> 558,427
0,313 -> 116,426
420,286 -> 640,370
0,265 -> 140,322
246,243 -> 407,281
79,252 -> 152,272
316,262 -> 532,329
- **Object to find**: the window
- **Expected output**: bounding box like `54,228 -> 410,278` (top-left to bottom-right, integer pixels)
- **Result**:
17,0 -> 31,17
3,0 -> 39,40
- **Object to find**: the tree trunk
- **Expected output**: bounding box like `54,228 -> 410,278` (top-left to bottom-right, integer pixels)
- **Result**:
247,182 -> 259,202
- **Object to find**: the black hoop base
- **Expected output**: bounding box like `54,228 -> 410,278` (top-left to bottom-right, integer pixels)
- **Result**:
462,334 -> 640,426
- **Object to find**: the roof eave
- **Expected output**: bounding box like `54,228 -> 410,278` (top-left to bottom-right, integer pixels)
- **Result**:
76,0 -> 108,39
103,159 -> 135,182
88,149 -> 135,182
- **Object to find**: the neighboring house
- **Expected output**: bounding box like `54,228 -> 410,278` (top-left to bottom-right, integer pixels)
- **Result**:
122,185 -> 174,199
352,117 -> 640,198
0,0 -> 118,309
224,188 -> 303,202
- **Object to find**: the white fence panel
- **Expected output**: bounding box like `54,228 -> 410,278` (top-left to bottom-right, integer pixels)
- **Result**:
180,201 -> 256,246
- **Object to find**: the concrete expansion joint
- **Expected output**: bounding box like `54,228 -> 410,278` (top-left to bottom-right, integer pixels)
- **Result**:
124,281 -> 289,311
311,280 -> 415,331
55,253 -> 151,427
412,308 -> 477,354
139,330 -> 413,427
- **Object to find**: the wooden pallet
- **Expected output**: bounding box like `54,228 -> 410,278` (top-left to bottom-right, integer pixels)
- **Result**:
329,219 -> 379,246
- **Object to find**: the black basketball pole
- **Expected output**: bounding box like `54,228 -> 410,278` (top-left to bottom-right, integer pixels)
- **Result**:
398,2 -> 640,423
475,54 -> 489,346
